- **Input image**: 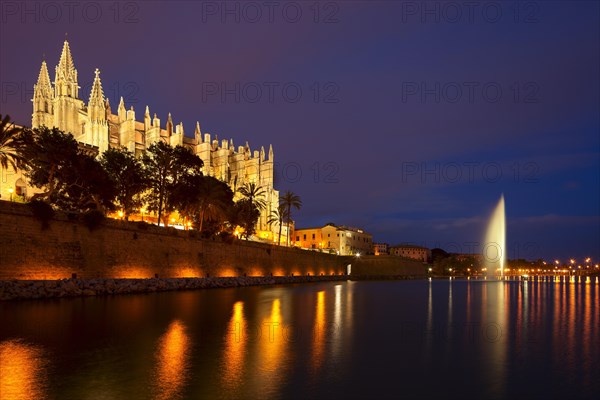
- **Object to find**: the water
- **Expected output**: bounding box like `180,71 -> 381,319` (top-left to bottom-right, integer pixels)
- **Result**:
485,194 -> 506,277
1,279 -> 599,399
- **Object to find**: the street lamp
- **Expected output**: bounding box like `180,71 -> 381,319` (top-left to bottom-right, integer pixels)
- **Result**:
8,187 -> 14,202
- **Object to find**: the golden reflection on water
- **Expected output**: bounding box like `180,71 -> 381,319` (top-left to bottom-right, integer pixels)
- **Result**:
260,299 -> 284,374
222,301 -> 247,391
153,320 -> 190,400
0,339 -> 48,400
312,291 -> 326,372
251,298 -> 287,397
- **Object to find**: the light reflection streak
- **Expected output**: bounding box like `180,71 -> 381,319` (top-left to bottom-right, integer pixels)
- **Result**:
345,281 -> 354,332
222,301 -> 247,391
582,283 -> 591,383
447,279 -> 453,342
254,298 -> 287,396
568,283 -> 576,359
423,280 -> 433,361
488,282 -> 507,397
312,291 -> 326,372
330,285 -> 342,362
153,320 -> 190,400
0,339 -> 48,400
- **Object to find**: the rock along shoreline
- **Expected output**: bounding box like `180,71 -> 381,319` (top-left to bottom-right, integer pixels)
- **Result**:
0,276 -> 344,301
0,275 -> 422,301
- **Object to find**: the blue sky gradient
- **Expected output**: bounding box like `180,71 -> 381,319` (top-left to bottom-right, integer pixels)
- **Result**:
1,1 -> 598,261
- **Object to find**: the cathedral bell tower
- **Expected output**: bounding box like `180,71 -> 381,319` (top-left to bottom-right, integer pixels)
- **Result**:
53,39 -> 84,137
31,60 -> 54,128
87,68 -> 109,154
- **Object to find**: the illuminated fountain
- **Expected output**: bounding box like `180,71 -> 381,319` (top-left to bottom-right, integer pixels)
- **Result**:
484,194 -> 506,279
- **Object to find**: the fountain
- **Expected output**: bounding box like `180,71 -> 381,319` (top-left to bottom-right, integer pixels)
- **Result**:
484,194 -> 506,279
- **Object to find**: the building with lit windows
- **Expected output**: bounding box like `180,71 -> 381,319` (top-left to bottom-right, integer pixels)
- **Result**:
294,223 -> 372,256
389,244 -> 431,262
373,243 -> 390,255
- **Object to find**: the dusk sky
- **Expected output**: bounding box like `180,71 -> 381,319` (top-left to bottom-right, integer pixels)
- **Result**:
1,1 -> 598,261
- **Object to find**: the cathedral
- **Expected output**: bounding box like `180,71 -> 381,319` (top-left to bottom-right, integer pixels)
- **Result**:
8,39 -> 283,240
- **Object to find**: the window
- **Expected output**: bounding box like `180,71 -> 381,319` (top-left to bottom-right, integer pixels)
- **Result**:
312,233 -> 315,239
296,236 -> 299,241
328,234 -> 330,237
303,234 -> 306,240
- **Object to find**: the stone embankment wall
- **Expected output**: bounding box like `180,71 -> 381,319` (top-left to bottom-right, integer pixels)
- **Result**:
0,201 -> 427,301
0,202 -> 346,280
351,255 -> 427,277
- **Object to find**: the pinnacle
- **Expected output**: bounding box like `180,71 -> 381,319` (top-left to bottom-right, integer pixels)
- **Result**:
36,61 -> 52,88
89,68 -> 105,105
57,39 -> 76,76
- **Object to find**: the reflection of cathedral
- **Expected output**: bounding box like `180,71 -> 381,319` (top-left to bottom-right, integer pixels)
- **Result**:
2,39 -> 281,239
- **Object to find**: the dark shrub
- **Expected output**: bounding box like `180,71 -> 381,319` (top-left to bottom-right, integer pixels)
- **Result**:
66,212 -> 78,221
218,231 -> 234,244
28,200 -> 54,229
82,210 -> 104,231
136,221 -> 149,230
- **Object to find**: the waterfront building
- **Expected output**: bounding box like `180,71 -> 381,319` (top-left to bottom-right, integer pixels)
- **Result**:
389,244 -> 431,262
294,223 -> 372,256
373,243 -> 390,255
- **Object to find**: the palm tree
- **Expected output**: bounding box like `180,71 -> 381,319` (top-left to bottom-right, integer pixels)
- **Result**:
280,191 -> 302,246
195,176 -> 233,233
0,114 -> 26,171
268,203 -> 289,245
237,182 -> 266,211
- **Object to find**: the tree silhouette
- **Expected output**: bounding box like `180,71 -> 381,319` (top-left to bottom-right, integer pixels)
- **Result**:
171,175 -> 233,233
237,182 -> 266,211
142,141 -> 203,226
101,147 -> 147,219
0,114 -> 27,171
21,126 -> 115,212
268,203 -> 289,245
280,191 -> 302,246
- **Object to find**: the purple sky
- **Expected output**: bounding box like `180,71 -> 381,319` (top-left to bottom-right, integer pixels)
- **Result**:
1,1 -> 598,262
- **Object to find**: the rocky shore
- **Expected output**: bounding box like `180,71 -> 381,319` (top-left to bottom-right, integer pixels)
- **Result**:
0,275 -> 351,301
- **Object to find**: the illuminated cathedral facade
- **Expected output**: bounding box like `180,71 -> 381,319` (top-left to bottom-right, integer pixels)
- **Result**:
9,39 -> 282,240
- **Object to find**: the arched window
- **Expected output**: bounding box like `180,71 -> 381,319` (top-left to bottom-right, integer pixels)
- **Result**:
15,178 -> 27,197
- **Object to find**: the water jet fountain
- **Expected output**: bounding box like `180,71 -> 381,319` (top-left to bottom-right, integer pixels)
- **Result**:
484,194 -> 506,279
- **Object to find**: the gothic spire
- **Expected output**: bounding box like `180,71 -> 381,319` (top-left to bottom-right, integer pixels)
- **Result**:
118,96 -> 126,121
144,106 -> 151,130
166,112 -> 173,135
88,69 -> 104,105
56,39 -> 76,80
53,39 -> 79,99
88,69 -> 106,121
34,60 -> 53,99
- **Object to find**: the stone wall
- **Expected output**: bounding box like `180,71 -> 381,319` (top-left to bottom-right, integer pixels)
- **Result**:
350,255 -> 427,277
0,201 -> 346,280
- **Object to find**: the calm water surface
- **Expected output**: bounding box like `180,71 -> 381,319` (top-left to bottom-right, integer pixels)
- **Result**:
1,279 -> 599,399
